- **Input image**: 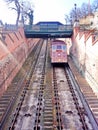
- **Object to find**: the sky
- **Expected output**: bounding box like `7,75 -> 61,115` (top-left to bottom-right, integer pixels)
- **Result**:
0,0 -> 94,24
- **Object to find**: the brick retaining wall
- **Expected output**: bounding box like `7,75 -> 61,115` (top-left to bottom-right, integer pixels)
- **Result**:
0,27 -> 40,96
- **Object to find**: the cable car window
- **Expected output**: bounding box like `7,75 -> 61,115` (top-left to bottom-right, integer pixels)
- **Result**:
63,45 -> 66,50
52,45 -> 56,50
57,45 -> 61,49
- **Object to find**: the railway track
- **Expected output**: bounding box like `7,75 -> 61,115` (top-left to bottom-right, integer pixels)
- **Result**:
9,39 -> 48,130
9,60 -> 95,130
0,39 -> 44,130
0,39 -> 98,130
68,57 -> 98,130
52,66 -> 92,130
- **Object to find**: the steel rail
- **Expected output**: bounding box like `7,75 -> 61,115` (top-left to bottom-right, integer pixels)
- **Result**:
8,40 -> 44,130
66,66 -> 98,130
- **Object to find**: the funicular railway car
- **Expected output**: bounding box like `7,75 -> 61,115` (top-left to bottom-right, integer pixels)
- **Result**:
50,39 -> 67,64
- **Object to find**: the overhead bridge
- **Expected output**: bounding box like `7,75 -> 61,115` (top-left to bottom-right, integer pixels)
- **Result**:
24,23 -> 73,38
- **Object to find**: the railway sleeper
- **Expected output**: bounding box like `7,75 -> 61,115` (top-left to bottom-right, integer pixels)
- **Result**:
43,117 -> 53,122
45,102 -> 53,106
44,111 -> 53,115
44,107 -> 53,111
44,114 -> 53,118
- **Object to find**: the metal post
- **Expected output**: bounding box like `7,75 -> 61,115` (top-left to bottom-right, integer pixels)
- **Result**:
74,3 -> 77,21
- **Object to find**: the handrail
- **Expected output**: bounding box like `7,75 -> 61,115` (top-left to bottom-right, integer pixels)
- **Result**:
24,24 -> 73,31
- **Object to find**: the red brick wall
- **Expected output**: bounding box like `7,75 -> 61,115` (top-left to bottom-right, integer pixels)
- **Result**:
0,27 -> 40,96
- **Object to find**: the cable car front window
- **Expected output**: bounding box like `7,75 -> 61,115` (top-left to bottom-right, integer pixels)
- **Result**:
63,45 -> 66,50
52,45 -> 56,50
57,45 -> 61,49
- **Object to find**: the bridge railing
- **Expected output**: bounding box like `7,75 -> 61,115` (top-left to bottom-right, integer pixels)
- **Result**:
3,24 -> 18,31
24,25 -> 73,32
59,25 -> 73,31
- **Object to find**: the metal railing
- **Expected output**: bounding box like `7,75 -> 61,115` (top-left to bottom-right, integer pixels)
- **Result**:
24,24 -> 73,32
0,24 -> 18,31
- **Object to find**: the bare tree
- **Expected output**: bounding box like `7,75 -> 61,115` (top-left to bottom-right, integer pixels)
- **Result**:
69,7 -> 80,24
68,2 -> 94,24
80,3 -> 90,17
21,1 -> 34,25
4,0 -> 34,26
69,9 -> 76,24
92,0 -> 98,12
4,0 -> 21,26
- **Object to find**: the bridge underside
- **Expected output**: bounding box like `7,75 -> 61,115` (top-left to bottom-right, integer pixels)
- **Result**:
25,31 -> 73,38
